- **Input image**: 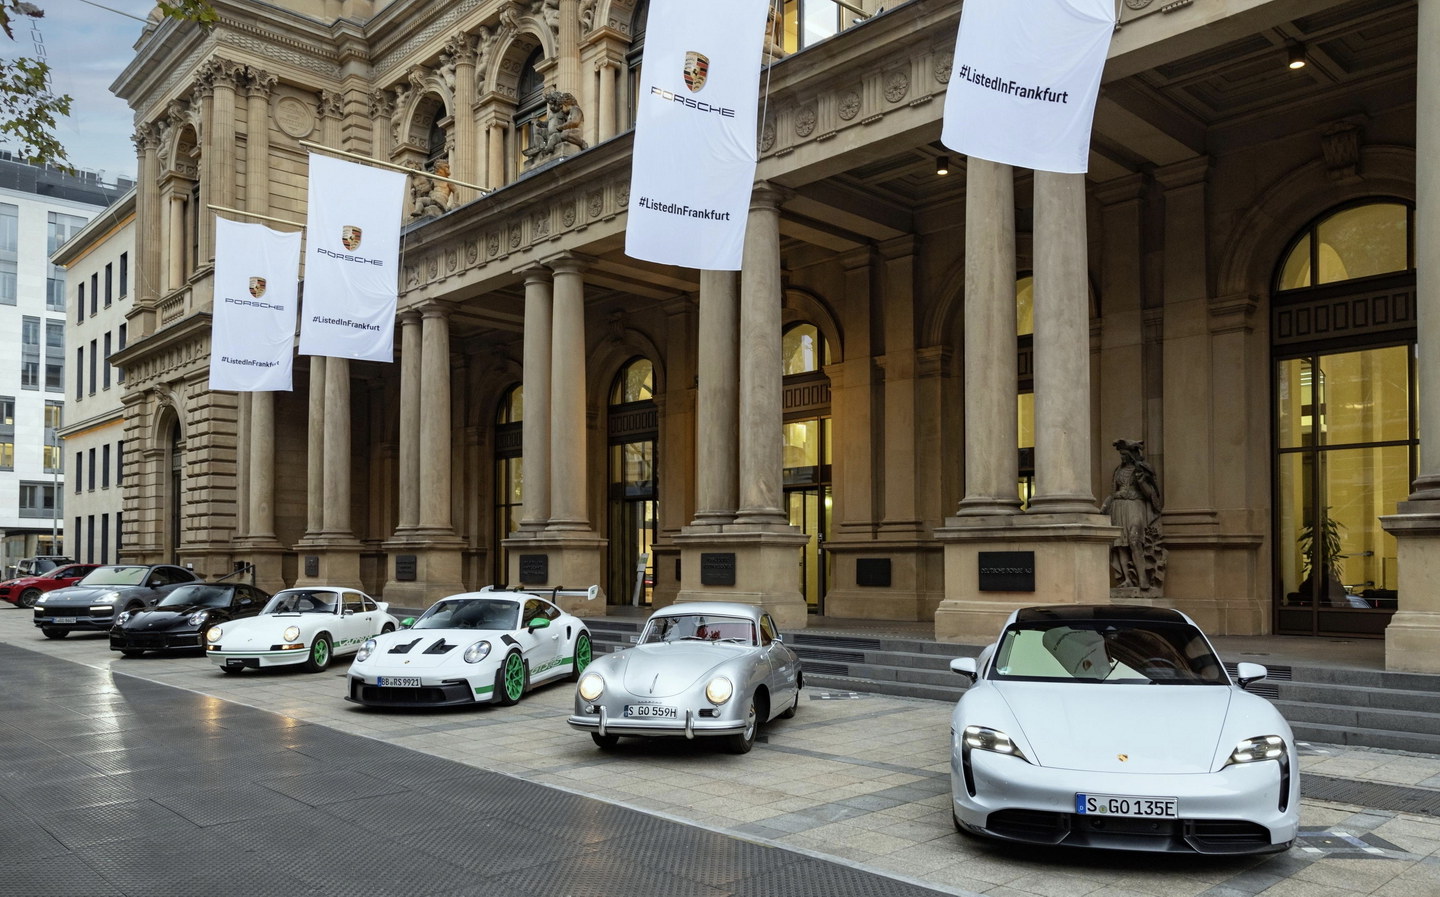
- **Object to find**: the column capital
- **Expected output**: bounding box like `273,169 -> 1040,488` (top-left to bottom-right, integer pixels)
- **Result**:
544,251 -> 594,275
418,300 -> 451,320
397,308 -> 422,325
750,181 -> 792,211
1154,156 -> 1209,191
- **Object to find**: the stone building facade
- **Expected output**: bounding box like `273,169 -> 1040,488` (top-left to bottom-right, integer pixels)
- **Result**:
109,0 -> 1440,668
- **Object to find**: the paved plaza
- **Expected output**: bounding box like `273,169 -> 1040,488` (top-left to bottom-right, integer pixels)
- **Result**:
3,606 -> 1440,897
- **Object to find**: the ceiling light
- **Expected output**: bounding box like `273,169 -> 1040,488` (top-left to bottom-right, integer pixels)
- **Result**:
1287,42 -> 1307,70
936,154 -> 950,176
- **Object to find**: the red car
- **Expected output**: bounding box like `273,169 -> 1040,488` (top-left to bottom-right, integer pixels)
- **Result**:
0,564 -> 101,608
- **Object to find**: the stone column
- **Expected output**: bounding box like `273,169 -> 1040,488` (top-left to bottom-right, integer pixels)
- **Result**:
249,393 -> 275,540
519,268 -> 552,530
193,74 -> 215,266
418,305 -> 455,535
548,256 -> 589,530
1381,0 -> 1440,672
447,33 -> 479,202
957,159 -> 1021,516
690,270 -> 739,528
735,184 -> 788,528
487,122 -> 506,189
369,90 -> 396,160
555,0 -> 582,98
318,90 -> 343,151
597,61 -> 617,143
322,357 -> 351,537
245,68 -> 275,214
133,126 -> 162,335
396,311 -> 421,531
306,358 -> 326,537
205,60 -> 239,215
167,193 -> 185,291
1029,170 -> 1098,515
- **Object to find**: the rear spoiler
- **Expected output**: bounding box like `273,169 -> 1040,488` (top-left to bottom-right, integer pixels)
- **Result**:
479,584 -> 603,602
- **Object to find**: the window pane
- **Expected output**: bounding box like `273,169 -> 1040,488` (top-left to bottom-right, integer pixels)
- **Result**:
1315,203 -> 1409,285
782,325 -> 821,375
1313,347 -> 1411,446
612,359 -> 654,404
1276,357 -> 1315,449
1016,275 -> 1034,336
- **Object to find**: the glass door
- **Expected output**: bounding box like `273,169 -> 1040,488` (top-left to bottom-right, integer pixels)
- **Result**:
786,486 -> 831,614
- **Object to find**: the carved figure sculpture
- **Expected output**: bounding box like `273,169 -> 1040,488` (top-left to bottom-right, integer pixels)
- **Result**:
523,90 -> 588,166
409,160 -> 455,219
1100,438 -> 1166,592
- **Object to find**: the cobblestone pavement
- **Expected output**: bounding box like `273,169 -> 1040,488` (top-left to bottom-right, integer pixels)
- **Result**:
6,606 -> 1440,897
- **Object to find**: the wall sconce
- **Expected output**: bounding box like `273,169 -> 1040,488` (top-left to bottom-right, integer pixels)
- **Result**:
1287,42 -> 1307,70
935,154 -> 950,176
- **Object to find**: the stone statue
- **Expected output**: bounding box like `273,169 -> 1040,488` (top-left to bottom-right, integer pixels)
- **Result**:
409,160 -> 455,219
1100,438 -> 1166,594
523,90 -> 588,167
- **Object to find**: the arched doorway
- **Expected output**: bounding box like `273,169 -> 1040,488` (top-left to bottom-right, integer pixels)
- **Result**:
493,385 -> 523,585
607,358 -> 657,606
782,323 -> 832,613
166,419 -> 183,564
1272,200 -> 1416,636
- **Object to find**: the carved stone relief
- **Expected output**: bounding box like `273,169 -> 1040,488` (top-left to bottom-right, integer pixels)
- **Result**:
274,96 -> 316,138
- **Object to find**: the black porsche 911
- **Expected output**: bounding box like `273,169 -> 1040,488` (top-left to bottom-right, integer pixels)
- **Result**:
109,582 -> 271,656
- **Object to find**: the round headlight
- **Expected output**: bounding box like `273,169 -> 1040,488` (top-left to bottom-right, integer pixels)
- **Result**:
206,626 -> 223,642
188,610 -> 208,626
463,640 -> 492,664
355,639 -> 376,663
577,672 -> 605,702
282,626 -> 301,642
117,610 -> 134,624
705,676 -> 733,705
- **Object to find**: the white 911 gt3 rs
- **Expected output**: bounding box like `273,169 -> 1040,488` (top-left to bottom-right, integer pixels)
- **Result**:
949,605 -> 1299,854
206,587 -> 397,673
345,585 -> 598,708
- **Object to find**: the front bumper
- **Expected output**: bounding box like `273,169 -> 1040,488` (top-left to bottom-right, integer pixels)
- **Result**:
952,748 -> 1297,854
34,608 -> 116,632
207,646 -> 310,669
111,629 -> 203,652
567,705 -> 746,739
345,671 -> 495,708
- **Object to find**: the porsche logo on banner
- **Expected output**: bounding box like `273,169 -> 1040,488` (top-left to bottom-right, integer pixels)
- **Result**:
209,218 -> 300,392
298,153 -> 406,363
941,0 -> 1115,173
625,0 -> 769,270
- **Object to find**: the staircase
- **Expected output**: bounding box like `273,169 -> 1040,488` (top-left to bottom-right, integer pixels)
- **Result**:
582,616 -> 1440,755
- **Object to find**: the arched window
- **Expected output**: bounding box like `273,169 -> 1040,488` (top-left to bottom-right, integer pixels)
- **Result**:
626,0 -> 648,129
781,322 -> 828,375
515,49 -> 547,169
425,114 -> 447,169
1276,201 -> 1413,291
608,359 -> 657,605
494,385 -> 524,584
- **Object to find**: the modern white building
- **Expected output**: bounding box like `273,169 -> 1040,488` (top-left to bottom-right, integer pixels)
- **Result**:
52,188 -> 136,565
0,154 -> 128,570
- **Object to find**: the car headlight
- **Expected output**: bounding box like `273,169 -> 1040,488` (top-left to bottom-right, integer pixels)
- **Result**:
283,626 -> 301,642
577,672 -> 605,702
188,610 -> 208,626
705,676 -> 733,705
207,626 -> 223,643
463,640 -> 492,664
1227,735 -> 1286,765
962,725 -> 1030,762
355,639 -> 376,663
117,610 -> 134,624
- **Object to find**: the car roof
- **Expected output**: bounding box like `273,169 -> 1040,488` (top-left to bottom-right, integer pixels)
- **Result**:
433,592 -> 524,603
650,602 -> 764,621
1013,605 -> 1192,625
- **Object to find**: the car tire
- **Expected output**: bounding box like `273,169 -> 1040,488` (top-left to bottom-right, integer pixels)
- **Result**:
18,588 -> 40,608
381,622 -> 395,634
779,690 -> 800,719
591,732 -> 620,750
496,650 -> 527,706
724,696 -> 759,755
570,632 -> 593,681
120,648 -> 145,658
41,627 -> 67,640
303,635 -> 332,673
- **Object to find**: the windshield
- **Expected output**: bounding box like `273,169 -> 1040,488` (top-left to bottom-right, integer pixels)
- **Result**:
77,566 -> 149,586
263,590 -> 338,614
413,599 -> 519,631
990,620 -> 1226,685
640,614 -> 756,646
156,585 -> 235,609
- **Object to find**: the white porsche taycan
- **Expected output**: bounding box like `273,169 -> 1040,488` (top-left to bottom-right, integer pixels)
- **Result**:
949,605 -> 1299,854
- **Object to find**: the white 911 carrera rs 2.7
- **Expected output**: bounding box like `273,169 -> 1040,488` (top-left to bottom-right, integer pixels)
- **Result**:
345,586 -> 598,708
205,587 -> 397,673
949,605 -> 1299,854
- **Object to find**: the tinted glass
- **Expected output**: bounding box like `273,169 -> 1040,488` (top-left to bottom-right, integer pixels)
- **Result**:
990,620 -> 1225,684
641,614 -> 756,646
413,599 -> 519,631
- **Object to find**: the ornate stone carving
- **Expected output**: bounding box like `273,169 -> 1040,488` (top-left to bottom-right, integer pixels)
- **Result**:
369,90 -> 395,120
561,203 -> 576,227
466,241 -> 478,265
588,191 -> 603,218
760,122 -> 775,153
446,249 -> 458,272
445,32 -> 477,66
1124,0 -> 1155,8
1102,439 -> 1166,596
838,91 -> 861,121
487,233 -> 499,257
616,182 -> 629,206
884,70 -> 910,104
795,105 -> 817,138
1320,118 -> 1364,182
245,66 -> 277,98
409,160 -> 456,219
522,91 -> 589,167
533,210 -> 550,237
317,90 -> 344,119
274,96 -> 316,139
579,0 -> 596,31
934,58 -> 952,84
509,224 -> 522,249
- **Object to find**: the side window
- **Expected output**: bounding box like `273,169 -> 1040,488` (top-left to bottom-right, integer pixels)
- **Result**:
523,598 -> 543,623
759,615 -> 778,646
344,593 -> 364,614
362,594 -> 376,612
540,599 -> 562,621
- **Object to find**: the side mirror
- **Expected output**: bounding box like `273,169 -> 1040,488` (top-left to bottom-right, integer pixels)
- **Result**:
950,657 -> 978,682
529,617 -> 551,631
1235,662 -> 1268,689
774,633 -> 784,643
240,598 -> 253,606
400,616 -> 417,630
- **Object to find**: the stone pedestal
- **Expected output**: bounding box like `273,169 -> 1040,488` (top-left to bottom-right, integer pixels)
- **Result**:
293,540 -> 363,591
379,538 -> 467,608
821,538 -> 944,621
934,513 -> 1118,644
673,528 -> 811,630
1381,503 -> 1440,672
502,531 -> 609,616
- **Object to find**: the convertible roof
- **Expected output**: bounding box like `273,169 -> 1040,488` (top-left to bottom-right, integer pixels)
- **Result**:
1014,605 -> 1189,625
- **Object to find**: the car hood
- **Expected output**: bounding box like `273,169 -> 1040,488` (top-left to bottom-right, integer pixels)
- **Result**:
361,630 -> 499,669
42,585 -> 139,606
997,681 -> 1232,774
122,606 -> 210,629
613,642 -> 744,698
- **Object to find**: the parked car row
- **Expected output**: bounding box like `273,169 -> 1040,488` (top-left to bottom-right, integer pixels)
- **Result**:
14,571 -> 1298,855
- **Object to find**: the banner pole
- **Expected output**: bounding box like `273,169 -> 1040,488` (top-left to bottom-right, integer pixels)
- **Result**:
209,204 -> 305,230
298,140 -> 490,194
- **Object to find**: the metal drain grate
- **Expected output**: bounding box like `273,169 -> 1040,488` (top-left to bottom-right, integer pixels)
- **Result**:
1303,773 -> 1440,816
794,635 -> 885,651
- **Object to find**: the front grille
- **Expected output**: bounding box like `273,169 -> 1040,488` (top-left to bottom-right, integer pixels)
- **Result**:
356,683 -> 468,705
1185,819 -> 1274,852
986,809 -> 1069,843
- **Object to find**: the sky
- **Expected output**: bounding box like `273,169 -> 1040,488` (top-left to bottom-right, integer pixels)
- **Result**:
5,0 -> 155,182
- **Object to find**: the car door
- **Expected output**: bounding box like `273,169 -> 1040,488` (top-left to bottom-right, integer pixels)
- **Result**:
518,597 -> 563,679
145,566 -> 196,605
331,591 -> 375,653
759,614 -> 800,710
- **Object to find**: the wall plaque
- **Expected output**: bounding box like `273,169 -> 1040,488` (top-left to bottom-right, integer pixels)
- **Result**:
395,554 -> 417,582
700,552 -> 736,586
304,555 -> 319,578
856,558 -> 892,588
978,551 -> 1034,592
519,554 -> 549,584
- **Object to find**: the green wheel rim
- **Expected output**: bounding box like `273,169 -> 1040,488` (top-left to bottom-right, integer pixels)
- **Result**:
575,635 -> 592,672
313,640 -> 328,666
503,653 -> 525,701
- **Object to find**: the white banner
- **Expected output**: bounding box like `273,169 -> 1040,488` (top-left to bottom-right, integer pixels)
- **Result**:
298,153 -> 406,362
624,0 -> 769,270
941,0 -> 1115,174
209,218 -> 301,392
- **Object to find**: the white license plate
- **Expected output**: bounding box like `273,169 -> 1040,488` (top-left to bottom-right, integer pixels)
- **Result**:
54,616 -> 77,624
377,676 -> 421,687
1076,793 -> 1178,818
624,704 -> 678,719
